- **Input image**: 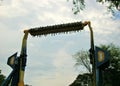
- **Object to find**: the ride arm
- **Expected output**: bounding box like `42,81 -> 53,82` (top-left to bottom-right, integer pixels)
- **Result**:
18,30 -> 28,86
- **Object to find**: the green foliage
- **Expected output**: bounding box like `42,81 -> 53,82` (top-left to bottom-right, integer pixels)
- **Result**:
0,69 -> 5,86
71,0 -> 85,14
71,44 -> 120,86
69,0 -> 120,14
69,73 -> 91,86
100,44 -> 120,86
97,0 -> 120,12
100,43 -> 120,71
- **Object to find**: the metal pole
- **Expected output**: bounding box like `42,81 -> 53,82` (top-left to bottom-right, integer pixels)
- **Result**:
83,21 -> 96,86
88,22 -> 96,86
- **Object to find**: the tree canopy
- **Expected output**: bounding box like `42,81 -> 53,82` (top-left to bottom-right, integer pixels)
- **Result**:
69,0 -> 120,14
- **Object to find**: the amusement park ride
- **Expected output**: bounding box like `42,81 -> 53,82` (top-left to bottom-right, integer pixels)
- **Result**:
1,21 -> 109,86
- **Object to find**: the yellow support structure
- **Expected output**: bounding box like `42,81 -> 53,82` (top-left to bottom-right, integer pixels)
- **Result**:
18,30 -> 28,86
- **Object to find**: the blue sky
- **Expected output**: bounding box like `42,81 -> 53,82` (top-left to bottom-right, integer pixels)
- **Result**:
0,0 -> 120,86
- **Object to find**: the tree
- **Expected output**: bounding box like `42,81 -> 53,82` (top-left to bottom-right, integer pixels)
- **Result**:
68,0 -> 120,14
69,73 -> 91,86
0,69 -> 5,86
70,44 -> 120,86
100,44 -> 120,86
71,50 -> 92,86
100,44 -> 120,71
73,50 -> 92,73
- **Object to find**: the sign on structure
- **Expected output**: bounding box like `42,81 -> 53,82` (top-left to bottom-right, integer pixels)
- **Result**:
95,46 -> 109,68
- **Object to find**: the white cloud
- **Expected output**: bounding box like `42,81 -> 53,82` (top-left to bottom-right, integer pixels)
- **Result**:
53,48 -> 73,68
0,0 -> 28,18
28,72 -> 76,86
